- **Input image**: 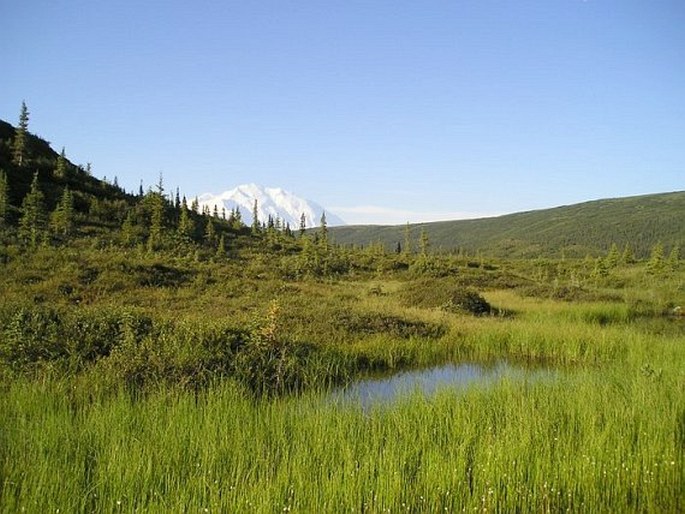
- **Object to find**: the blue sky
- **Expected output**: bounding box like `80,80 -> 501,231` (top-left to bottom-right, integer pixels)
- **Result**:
1,1 -> 683,225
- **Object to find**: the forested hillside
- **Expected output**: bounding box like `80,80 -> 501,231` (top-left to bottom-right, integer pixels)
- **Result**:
328,191 -> 685,259
0,118 -> 129,222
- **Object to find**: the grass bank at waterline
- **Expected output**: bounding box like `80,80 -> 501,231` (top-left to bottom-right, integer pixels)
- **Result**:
2,350 -> 682,512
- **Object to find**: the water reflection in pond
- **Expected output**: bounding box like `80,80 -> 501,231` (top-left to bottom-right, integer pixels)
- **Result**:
332,361 -> 555,408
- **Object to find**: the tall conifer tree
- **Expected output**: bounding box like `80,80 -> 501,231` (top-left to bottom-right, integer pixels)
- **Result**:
12,101 -> 29,167
419,228 -> 429,256
251,199 -> 260,235
19,172 -> 46,246
667,245 -> 680,269
216,234 -> 226,257
54,147 -> 68,178
147,191 -> 165,250
319,211 -> 328,246
647,242 -> 664,274
403,223 -> 412,256
178,197 -> 194,239
299,212 -> 307,237
50,186 -> 75,236
121,210 -> 137,246
0,170 -> 9,227
205,217 -> 216,244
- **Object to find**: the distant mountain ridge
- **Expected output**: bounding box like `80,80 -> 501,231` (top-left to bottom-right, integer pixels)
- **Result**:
327,191 -> 685,259
197,184 -> 345,228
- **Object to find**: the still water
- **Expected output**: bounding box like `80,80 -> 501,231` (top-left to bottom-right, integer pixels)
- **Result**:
332,361 -> 555,408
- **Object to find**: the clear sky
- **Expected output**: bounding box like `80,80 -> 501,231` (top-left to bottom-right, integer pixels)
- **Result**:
1,0 -> 683,225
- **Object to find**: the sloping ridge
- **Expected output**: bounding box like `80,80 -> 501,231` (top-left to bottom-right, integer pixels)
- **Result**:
0,119 -> 129,213
328,191 -> 685,258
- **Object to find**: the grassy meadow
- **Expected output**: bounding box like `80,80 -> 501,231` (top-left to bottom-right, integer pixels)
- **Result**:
0,241 -> 683,513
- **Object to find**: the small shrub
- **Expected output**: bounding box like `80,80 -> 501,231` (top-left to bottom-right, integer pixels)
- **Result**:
333,311 -> 446,339
443,289 -> 492,315
125,263 -> 193,288
234,300 -> 317,396
398,278 -> 459,309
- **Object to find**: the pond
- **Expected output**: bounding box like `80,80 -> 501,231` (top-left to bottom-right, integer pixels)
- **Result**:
331,361 -> 556,408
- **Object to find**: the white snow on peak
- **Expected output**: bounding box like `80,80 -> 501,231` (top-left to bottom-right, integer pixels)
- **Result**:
196,184 -> 345,228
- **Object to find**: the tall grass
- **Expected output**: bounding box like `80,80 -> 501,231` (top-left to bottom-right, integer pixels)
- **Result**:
1,371 -> 681,512
1,320 -> 682,512
1,259 -> 683,511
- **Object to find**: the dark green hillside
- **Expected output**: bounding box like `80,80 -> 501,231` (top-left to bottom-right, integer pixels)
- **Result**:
0,118 -> 130,225
329,191 -> 685,258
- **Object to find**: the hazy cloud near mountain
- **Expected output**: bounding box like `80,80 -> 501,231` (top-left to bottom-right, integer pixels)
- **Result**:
330,205 -> 502,226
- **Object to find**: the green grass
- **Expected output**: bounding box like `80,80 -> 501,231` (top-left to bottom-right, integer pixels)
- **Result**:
1,344 -> 682,512
1,289 -> 683,512
0,229 -> 683,512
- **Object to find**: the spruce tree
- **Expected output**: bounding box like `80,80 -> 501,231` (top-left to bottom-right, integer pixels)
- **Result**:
621,244 -> 635,265
0,170 -> 9,227
18,172 -> 46,246
647,242 -> 664,274
667,245 -> 680,269
54,147 -> 68,179
403,223 -> 412,256
121,210 -> 137,246
419,228 -> 429,256
319,211 -> 328,246
216,234 -> 226,257
147,191 -> 165,250
591,257 -> 609,280
12,101 -> 29,167
50,186 -> 75,236
205,218 -> 216,244
231,208 -> 243,230
299,212 -> 306,237
156,172 -> 164,195
605,243 -> 620,269
251,199 -> 260,235
178,198 -> 194,239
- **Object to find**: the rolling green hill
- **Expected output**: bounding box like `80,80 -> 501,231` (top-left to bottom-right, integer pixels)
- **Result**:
328,191 -> 685,259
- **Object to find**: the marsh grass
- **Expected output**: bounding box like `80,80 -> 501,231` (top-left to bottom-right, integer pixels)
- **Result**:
1,351 -> 682,512
1,255 -> 683,512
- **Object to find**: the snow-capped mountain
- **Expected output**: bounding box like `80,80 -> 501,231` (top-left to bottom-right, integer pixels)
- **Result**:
197,184 -> 345,228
